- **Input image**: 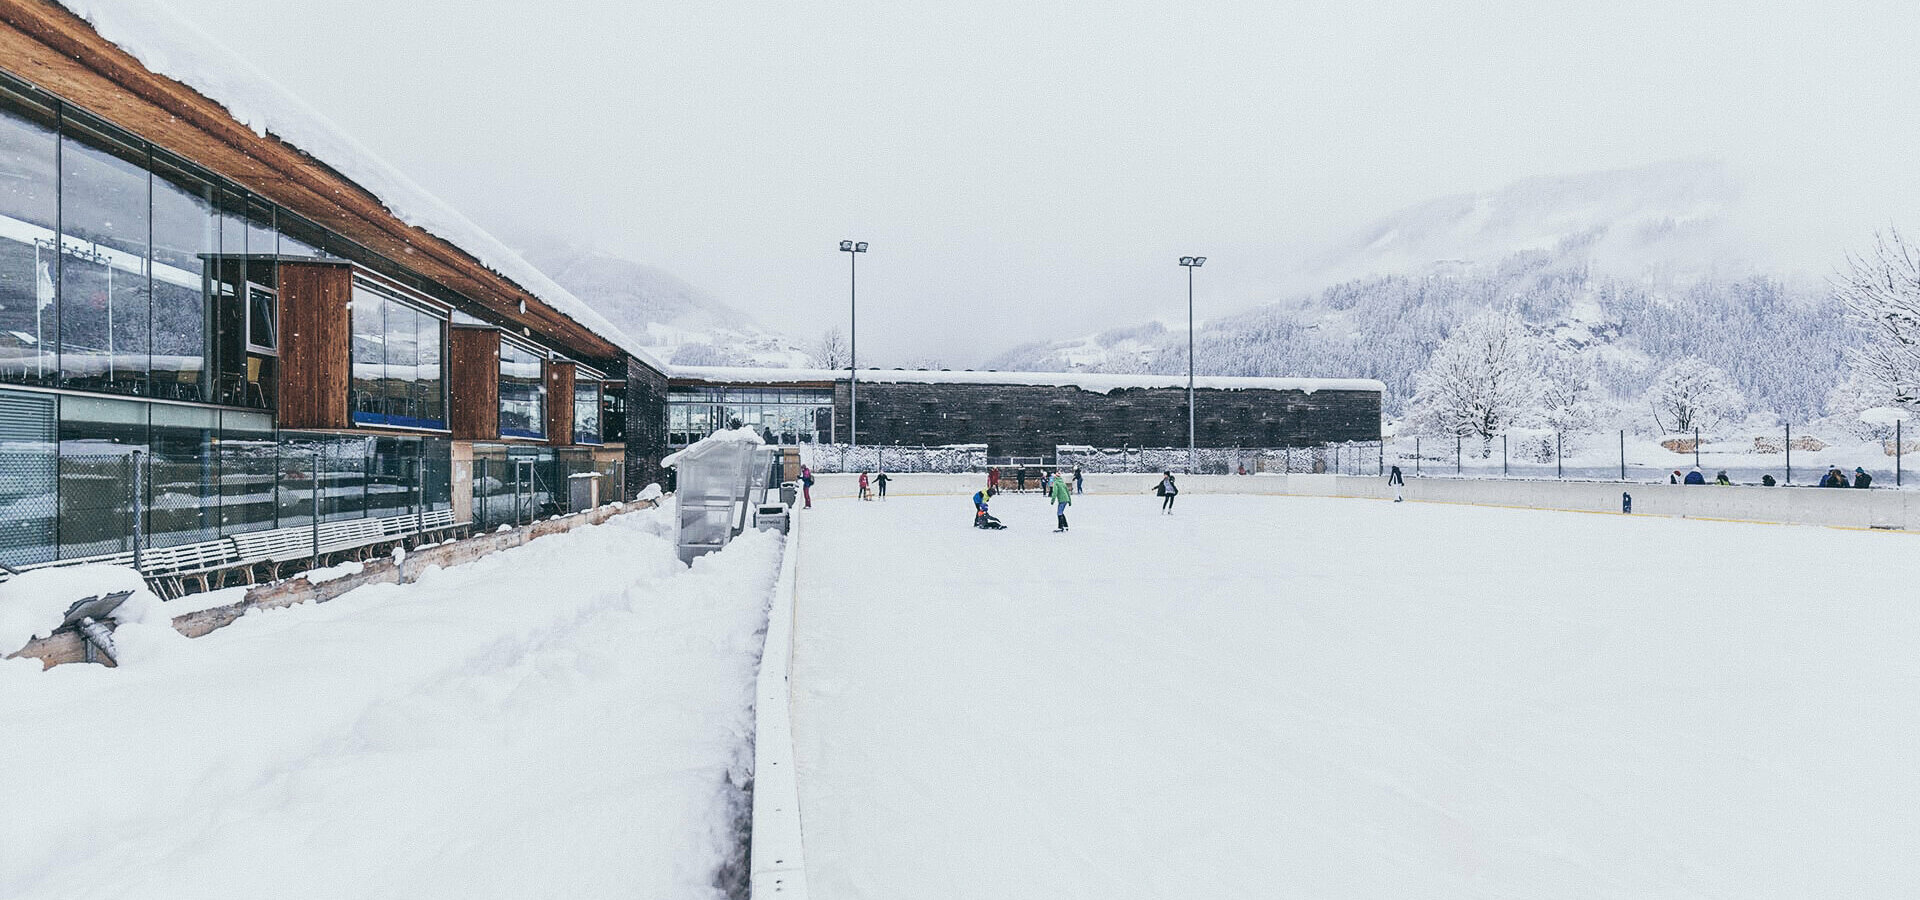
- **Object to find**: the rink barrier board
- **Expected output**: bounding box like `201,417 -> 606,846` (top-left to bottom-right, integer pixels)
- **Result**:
750,509 -> 811,898
801,472 -> 1920,532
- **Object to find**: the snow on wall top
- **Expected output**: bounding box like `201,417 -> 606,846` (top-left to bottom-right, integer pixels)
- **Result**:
52,1 -> 667,373
672,366 -> 1386,395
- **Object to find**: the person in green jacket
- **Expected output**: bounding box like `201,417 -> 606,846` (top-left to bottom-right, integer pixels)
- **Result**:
1050,471 -> 1073,532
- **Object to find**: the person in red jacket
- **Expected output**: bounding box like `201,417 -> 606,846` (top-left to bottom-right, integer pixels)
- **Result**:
858,472 -> 871,501
987,467 -> 1001,492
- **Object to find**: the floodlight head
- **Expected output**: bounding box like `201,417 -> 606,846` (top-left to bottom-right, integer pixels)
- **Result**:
1193,256 -> 1206,266
1179,256 -> 1194,266
840,240 -> 854,251
855,242 -> 868,252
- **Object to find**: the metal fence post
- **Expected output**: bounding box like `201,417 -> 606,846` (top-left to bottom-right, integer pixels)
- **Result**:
1785,423 -> 1792,484
1502,434 -> 1508,477
130,450 -> 145,568
310,449 -> 321,561
1899,419 -> 1904,487
1556,432 -> 1562,479
1415,437 -> 1421,477
1619,430 -> 1625,481
1693,428 -> 1700,470
1455,434 -> 1461,475
1377,439 -> 1384,476
416,452 -> 427,535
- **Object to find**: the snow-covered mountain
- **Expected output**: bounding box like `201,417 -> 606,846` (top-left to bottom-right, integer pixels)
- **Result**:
1300,157 -> 1758,287
516,238 -> 810,368
988,160 -> 1848,422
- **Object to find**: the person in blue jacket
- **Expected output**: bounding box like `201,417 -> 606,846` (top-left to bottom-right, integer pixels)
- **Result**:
1683,467 -> 1706,485
973,487 -> 1004,529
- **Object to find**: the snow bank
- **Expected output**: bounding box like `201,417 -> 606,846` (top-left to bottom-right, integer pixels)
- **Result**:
0,565 -> 167,652
51,1 -> 665,372
0,507 -> 781,899
673,365 -> 1385,395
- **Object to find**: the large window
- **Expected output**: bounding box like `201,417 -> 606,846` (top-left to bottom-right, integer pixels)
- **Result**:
150,154 -> 215,402
499,339 -> 546,439
350,281 -> 446,429
666,384 -> 833,446
59,114 -> 150,397
574,378 -> 602,445
0,85 -> 58,387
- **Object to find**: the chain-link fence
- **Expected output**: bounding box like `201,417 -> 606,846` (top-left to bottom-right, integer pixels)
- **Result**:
0,439 -> 457,571
1385,424 -> 1912,488
798,443 -> 989,474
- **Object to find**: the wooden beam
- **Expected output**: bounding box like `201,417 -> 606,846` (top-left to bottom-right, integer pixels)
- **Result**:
276,261 -> 354,429
448,327 -> 500,440
547,360 -> 575,447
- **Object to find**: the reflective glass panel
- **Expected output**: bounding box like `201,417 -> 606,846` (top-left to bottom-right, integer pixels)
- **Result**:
0,87 -> 58,386
60,117 -> 150,395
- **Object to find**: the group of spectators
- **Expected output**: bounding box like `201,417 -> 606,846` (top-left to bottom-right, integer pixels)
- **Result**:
1668,466 -> 1873,488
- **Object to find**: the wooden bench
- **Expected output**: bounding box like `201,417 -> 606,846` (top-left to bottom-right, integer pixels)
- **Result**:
138,538 -> 244,598
228,526 -> 319,581
315,517 -> 395,558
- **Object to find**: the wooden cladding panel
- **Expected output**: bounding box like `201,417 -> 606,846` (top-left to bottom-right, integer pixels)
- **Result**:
276,262 -> 353,430
547,361 -> 575,447
0,4 -> 624,363
449,327 -> 500,441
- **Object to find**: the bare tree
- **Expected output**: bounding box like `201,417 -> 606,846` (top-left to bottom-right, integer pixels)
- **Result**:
1835,228 -> 1920,408
810,326 -> 849,370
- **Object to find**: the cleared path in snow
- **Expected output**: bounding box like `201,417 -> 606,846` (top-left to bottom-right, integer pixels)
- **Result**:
791,493 -> 1920,899
0,508 -> 780,900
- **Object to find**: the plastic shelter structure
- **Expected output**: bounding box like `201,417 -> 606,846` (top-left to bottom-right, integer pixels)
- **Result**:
664,428 -> 777,563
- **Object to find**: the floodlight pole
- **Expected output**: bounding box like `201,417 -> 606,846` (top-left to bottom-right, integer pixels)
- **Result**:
1179,256 -> 1206,473
840,240 -> 867,449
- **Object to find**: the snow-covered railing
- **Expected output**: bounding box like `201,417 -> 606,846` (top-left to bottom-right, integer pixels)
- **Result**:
750,507 -> 809,898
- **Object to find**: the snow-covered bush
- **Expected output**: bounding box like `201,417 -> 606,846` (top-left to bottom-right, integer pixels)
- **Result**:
1835,228 -> 1920,410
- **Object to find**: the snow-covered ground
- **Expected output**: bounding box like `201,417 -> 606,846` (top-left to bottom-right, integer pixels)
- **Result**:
791,494 -> 1919,898
0,507 -> 780,900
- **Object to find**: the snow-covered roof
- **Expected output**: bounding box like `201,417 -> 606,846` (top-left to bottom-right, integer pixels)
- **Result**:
661,426 -> 766,468
53,1 -> 668,374
671,366 -> 1385,395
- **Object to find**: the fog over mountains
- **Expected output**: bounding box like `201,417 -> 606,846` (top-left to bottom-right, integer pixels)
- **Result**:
988,159 -> 1849,423
532,158 -> 1854,423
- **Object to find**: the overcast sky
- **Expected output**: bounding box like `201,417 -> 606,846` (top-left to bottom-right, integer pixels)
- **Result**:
159,0 -> 1920,363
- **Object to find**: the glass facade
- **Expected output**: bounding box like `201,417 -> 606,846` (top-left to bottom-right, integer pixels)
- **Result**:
498,339 -> 545,439
0,75 -> 307,409
350,280 -> 447,429
667,384 -> 833,446
0,66 -> 631,572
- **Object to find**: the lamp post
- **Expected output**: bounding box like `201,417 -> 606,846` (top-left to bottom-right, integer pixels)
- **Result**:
839,240 -> 868,448
1179,256 -> 1206,473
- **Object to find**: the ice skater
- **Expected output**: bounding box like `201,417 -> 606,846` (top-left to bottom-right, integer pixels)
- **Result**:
800,465 -> 815,508
858,471 -> 871,501
1154,471 -> 1178,514
973,487 -> 1005,529
1051,470 -> 1073,531
1073,466 -> 1084,495
875,470 -> 890,498
1387,465 -> 1404,502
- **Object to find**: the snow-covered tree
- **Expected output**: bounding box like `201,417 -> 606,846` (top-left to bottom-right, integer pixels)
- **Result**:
1647,357 -> 1744,434
1407,310 -> 1543,454
810,327 -> 849,370
1834,228 -> 1920,408
1538,349 -> 1603,436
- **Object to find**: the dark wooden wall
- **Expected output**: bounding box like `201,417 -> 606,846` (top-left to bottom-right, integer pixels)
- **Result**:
448,326 -> 500,441
831,381 -> 1381,456
546,361 -> 575,447
275,261 -> 353,430
619,356 -> 670,495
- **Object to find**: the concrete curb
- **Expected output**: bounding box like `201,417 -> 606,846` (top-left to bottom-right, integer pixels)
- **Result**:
750,508 -> 810,898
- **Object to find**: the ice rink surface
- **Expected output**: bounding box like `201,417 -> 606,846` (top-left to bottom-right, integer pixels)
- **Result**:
792,492 -> 1919,899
